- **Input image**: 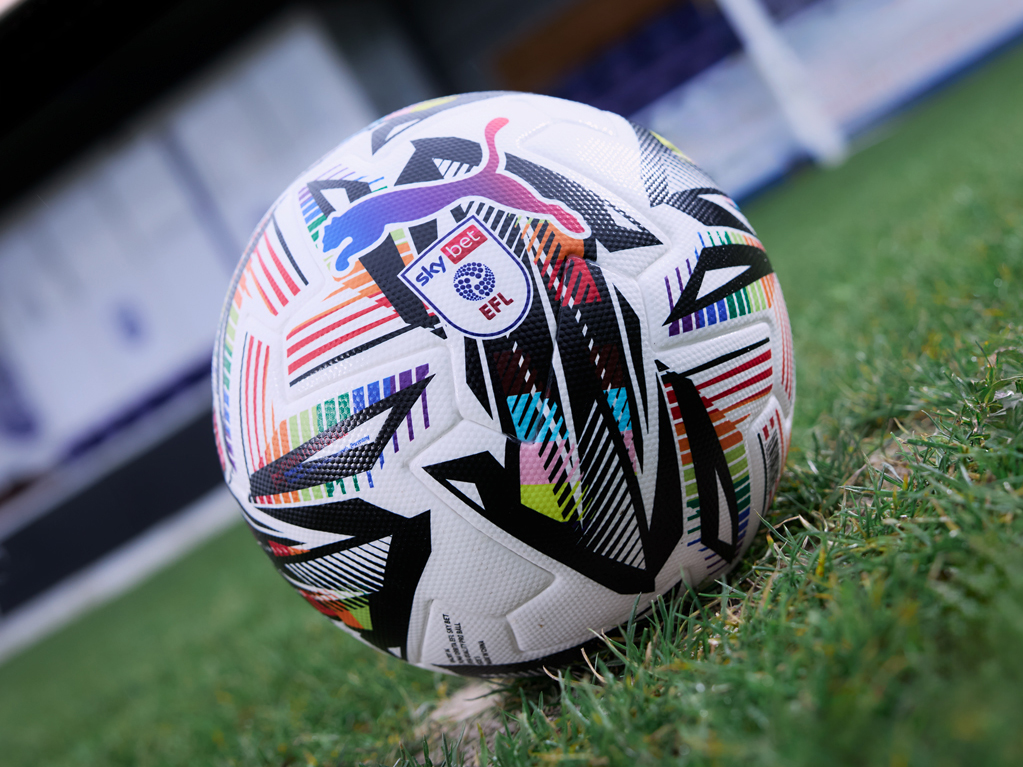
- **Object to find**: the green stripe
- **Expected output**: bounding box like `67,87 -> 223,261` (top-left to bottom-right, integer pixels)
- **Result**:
724,443 -> 746,464
734,482 -> 751,507
300,409 -> 313,443
749,283 -> 762,313
308,214 -> 326,231
728,454 -> 749,477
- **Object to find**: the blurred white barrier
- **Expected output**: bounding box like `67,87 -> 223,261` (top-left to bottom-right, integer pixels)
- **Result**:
635,0 -> 1023,198
717,0 -> 847,166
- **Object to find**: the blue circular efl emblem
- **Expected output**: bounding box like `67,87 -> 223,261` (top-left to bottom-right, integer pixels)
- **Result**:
453,262 -> 496,302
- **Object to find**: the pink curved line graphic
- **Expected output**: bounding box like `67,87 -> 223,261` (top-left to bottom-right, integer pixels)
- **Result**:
322,118 -> 587,271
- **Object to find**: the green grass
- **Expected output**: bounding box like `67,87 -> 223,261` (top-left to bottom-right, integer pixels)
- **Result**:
2,40 -> 1023,767
0,524 -> 444,766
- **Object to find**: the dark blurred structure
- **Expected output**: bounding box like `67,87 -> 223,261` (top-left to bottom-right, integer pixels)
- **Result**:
1,0 -> 1020,646
0,0 -> 824,212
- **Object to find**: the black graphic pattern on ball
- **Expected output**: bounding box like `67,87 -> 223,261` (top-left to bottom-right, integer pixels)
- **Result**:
214,94 -> 793,678
453,262 -> 496,301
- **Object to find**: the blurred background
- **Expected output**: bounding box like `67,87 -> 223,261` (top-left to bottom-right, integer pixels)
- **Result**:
1,0 -> 1021,661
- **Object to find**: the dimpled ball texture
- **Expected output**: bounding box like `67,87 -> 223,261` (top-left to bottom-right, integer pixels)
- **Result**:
212,92 -> 795,677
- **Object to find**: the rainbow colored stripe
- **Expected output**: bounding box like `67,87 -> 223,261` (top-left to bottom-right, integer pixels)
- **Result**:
662,342 -> 774,575
243,353 -> 431,505
665,231 -> 777,336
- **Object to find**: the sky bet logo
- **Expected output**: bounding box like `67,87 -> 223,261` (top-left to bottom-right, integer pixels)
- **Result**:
412,224 -> 486,286
412,255 -> 446,286
441,223 -> 486,264
400,216 -> 532,339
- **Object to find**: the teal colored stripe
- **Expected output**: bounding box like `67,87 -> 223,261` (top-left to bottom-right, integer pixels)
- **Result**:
606,388 -> 631,432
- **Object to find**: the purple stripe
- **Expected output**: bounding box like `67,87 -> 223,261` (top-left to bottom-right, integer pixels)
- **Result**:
665,275 -> 679,337
416,364 -> 430,429
386,376 -> 399,452
400,369 -> 414,441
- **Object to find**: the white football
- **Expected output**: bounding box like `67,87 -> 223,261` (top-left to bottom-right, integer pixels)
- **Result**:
212,92 -> 795,675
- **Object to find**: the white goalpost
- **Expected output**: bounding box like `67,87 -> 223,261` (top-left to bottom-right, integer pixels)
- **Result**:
717,0 -> 848,167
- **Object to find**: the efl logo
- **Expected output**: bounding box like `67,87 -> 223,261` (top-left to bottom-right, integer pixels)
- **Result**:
441,224 -> 486,264
399,216 -> 532,339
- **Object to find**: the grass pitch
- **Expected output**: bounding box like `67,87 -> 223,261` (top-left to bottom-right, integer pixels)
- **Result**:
2,41 -> 1023,767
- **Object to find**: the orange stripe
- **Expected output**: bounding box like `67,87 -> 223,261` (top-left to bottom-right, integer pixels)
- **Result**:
677,442 -> 693,465
722,385 -> 772,414
763,273 -> 776,306
703,407 -> 739,439
340,264 -> 375,290
719,430 -> 743,451
278,418 -> 290,456
247,262 -> 278,316
264,231 -> 300,295
676,428 -> 744,455
287,294 -> 362,339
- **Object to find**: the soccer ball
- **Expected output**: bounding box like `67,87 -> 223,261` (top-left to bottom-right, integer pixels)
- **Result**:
212,92 -> 794,676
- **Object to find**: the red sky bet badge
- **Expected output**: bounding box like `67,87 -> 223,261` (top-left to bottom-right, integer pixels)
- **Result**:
401,217 -> 532,338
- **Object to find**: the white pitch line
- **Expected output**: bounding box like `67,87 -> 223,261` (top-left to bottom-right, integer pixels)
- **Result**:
0,486 -> 241,667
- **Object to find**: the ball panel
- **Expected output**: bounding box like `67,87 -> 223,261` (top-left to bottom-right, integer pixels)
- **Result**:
212,91 -> 796,675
